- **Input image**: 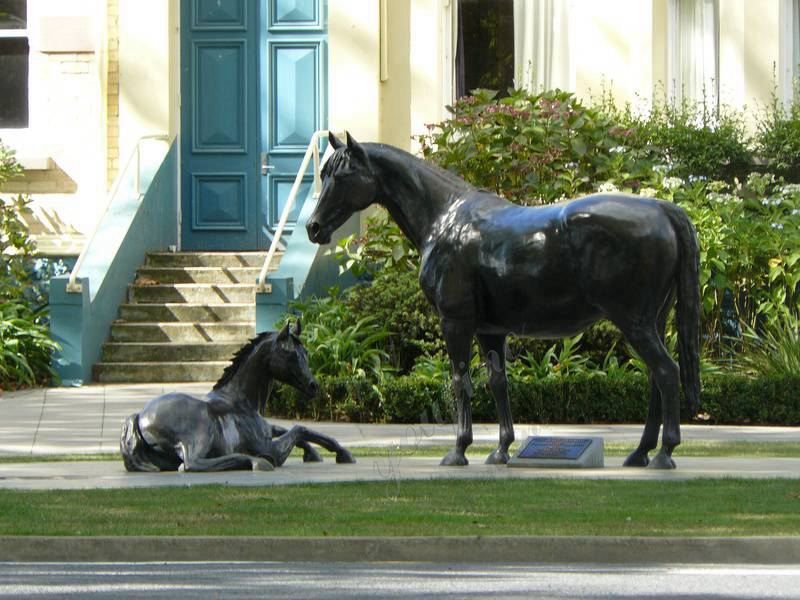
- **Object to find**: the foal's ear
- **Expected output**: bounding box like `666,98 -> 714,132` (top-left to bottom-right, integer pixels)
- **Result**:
329,131 -> 345,150
277,321 -> 291,342
345,132 -> 367,162
291,319 -> 302,338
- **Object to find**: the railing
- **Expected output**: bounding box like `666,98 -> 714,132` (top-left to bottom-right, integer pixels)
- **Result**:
256,130 -> 329,293
66,134 -> 170,293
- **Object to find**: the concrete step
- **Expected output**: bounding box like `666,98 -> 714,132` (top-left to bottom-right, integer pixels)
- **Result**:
135,266 -> 268,285
109,322 -> 255,343
128,283 -> 256,304
93,361 -> 228,383
118,303 -> 254,323
145,251 -> 276,268
101,342 -> 241,363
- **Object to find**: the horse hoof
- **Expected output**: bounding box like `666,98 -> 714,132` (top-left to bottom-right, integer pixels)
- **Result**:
336,450 -> 356,464
647,450 -> 676,470
303,448 -> 323,463
623,450 -> 650,468
252,458 -> 275,471
484,449 -> 509,465
440,450 -> 468,467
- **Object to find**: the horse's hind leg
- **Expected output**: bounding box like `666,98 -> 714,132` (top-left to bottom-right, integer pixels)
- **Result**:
269,424 -> 322,463
621,322 -> 681,470
477,334 -> 514,465
178,443 -> 274,472
270,426 -> 355,467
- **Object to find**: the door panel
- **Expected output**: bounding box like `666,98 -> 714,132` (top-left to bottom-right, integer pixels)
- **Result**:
260,0 -> 326,246
181,0 -> 257,250
181,0 -> 326,251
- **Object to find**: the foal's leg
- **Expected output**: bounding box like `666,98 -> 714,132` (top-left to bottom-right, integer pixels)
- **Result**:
440,320 -> 474,467
269,424 -> 322,463
269,425 -> 355,467
477,334 -> 514,465
177,442 -> 274,472
621,324 -> 681,470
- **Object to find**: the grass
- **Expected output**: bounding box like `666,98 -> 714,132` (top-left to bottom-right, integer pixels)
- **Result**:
0,479 -> 798,537
1,440 -> 799,464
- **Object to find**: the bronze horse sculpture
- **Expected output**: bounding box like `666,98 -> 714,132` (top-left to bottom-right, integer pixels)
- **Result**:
307,133 -> 700,469
120,321 -> 355,472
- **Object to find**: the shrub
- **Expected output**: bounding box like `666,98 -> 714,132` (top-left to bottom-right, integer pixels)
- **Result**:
417,87 -> 654,205
0,140 -> 59,388
265,371 -> 800,427
598,88 -> 753,184
755,85 -> 800,182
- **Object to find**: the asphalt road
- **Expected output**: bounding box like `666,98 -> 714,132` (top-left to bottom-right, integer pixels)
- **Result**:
0,562 -> 798,599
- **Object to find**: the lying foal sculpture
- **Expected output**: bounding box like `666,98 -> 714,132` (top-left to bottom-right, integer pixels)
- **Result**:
120,321 -> 355,472
307,133 -> 701,470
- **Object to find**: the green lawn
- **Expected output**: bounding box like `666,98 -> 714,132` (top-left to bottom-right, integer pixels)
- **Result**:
0,479 -> 798,537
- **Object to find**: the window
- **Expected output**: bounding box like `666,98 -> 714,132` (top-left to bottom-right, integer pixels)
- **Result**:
0,0 -> 28,128
453,0 -> 572,99
780,0 -> 800,104
668,0 -> 719,106
455,0 -> 515,98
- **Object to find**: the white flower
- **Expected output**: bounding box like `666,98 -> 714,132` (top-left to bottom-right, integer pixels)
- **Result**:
639,187 -> 658,197
598,181 -> 619,193
771,223 -> 784,230
663,176 -> 684,190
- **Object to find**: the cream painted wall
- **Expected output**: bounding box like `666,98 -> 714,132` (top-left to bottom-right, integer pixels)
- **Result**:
328,0 -> 381,141
0,0 -> 106,242
118,0 -> 170,160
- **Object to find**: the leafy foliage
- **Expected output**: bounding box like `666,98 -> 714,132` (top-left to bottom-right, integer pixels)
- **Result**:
0,139 -> 59,388
417,87 -> 654,204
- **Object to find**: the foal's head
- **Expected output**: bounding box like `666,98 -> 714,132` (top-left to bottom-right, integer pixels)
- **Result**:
265,320 -> 319,399
307,132 -> 377,245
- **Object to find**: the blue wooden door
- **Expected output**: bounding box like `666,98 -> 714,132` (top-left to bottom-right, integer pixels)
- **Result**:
259,0 -> 327,248
180,0 -> 326,251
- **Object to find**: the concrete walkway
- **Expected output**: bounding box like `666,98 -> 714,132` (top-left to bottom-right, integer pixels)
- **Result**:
1,382 -> 799,490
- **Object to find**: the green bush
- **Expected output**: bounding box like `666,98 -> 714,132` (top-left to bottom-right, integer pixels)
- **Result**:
265,371 -> 800,427
0,139 -> 59,389
755,85 -> 800,182
600,89 -> 753,184
417,87 -> 654,204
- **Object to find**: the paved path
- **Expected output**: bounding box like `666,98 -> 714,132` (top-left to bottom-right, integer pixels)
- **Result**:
1,383 -> 799,490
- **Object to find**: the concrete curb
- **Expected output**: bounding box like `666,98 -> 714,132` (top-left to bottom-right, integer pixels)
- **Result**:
1,536 -> 799,564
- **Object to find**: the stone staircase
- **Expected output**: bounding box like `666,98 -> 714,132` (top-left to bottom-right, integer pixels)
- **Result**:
93,251 -> 279,383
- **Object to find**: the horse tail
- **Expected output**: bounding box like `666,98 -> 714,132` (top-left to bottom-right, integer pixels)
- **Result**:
120,413 -> 162,472
665,203 -> 702,415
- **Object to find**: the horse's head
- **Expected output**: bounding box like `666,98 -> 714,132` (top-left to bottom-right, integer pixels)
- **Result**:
268,320 -> 320,398
307,132 -> 377,245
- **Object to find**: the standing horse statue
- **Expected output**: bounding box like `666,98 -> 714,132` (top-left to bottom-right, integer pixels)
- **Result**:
307,132 -> 700,469
120,321 -> 356,472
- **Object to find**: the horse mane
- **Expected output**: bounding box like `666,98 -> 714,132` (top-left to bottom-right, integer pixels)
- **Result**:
212,331 -> 274,391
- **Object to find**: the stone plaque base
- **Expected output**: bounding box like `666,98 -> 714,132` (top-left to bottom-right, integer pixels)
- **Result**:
507,436 -> 604,469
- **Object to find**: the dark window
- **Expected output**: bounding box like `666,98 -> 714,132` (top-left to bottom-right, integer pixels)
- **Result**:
0,0 -> 28,128
0,0 -> 26,29
455,0 -> 514,98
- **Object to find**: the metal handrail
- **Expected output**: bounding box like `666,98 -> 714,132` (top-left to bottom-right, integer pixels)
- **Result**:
66,134 -> 170,293
256,129 -> 328,293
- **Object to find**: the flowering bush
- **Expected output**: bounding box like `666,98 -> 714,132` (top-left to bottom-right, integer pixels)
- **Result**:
416,88 -> 656,204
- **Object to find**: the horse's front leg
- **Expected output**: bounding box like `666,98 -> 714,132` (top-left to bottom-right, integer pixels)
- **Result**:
440,320 -> 474,467
269,425 -> 355,467
269,424 -> 322,463
477,334 -> 514,465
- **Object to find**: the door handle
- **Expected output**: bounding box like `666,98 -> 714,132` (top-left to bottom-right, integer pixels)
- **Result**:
261,152 -> 275,175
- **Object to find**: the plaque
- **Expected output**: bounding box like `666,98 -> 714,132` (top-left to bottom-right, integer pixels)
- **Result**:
507,436 -> 604,468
